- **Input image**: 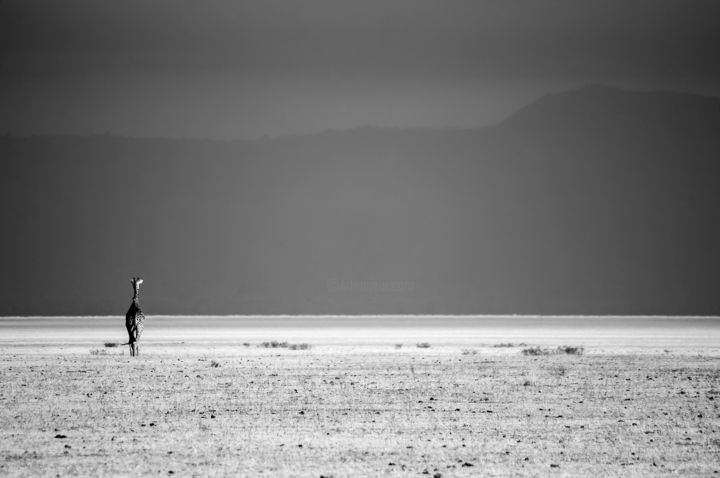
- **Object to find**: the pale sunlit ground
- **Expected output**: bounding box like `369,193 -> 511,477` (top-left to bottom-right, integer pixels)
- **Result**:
1,316 -> 718,476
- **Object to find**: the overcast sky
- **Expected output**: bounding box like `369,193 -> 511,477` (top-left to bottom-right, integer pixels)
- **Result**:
1,0 -> 719,139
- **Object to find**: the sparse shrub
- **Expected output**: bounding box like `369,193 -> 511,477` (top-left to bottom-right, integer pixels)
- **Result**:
522,379 -> 533,386
461,349 -> 478,355
89,349 -> 108,355
103,342 -> 118,348
416,342 -> 431,349
259,341 -> 289,348
258,341 -> 310,350
242,342 -> 251,347
288,343 -> 311,350
494,343 -> 515,348
522,345 -> 584,356
210,360 -> 220,368
395,343 -> 403,349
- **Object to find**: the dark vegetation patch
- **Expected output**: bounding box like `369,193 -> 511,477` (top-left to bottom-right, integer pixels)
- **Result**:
258,341 -> 311,350
288,343 -> 311,350
522,346 -> 584,356
259,341 -> 288,348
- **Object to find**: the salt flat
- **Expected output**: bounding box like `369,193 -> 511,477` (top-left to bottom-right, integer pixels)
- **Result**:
0,316 -> 718,476
0,315 -> 719,356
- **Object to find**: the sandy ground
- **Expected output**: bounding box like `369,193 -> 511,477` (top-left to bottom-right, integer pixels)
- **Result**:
2,315 -> 720,355
1,317 -> 719,476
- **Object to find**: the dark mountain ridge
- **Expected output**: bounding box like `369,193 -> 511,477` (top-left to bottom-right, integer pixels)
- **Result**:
2,85 -> 719,315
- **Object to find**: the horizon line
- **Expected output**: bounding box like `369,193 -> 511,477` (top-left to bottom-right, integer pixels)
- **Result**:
0,124 -> 485,144
3,314 -> 719,320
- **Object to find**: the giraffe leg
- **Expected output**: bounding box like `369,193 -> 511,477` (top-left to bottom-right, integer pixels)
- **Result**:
128,343 -> 133,357
136,343 -> 140,357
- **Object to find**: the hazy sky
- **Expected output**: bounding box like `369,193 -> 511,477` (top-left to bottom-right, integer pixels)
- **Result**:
2,0 -> 719,139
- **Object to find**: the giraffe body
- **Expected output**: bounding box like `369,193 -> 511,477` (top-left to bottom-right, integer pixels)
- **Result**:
125,277 -> 145,357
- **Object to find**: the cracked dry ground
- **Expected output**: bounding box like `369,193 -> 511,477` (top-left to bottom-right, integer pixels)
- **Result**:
1,351 -> 718,476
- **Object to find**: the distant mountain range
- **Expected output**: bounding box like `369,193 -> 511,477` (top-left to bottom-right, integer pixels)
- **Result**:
2,85 -> 719,315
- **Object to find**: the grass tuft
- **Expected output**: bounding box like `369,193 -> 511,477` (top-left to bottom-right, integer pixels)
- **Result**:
416,342 -> 431,349
259,341 -> 289,348
522,345 -> 584,356
288,343 -> 311,350
258,341 -> 311,350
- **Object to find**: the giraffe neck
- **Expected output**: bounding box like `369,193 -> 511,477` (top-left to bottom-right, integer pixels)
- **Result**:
133,289 -> 140,302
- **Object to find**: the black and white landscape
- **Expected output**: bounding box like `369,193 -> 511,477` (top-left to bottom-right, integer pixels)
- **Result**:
1,1 -> 719,476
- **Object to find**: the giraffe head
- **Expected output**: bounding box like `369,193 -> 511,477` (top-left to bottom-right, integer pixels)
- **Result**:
130,277 -> 144,295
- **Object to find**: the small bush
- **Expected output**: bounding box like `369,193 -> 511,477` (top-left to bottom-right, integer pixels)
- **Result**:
494,342 -> 528,348
210,360 -> 220,368
259,341 -> 289,348
522,379 -> 534,386
258,341 -> 310,350
395,343 -> 403,349
522,346 -> 584,356
103,342 -> 118,348
461,349 -> 478,355
288,343 -> 311,350
416,342 -> 431,349
242,343 -> 251,347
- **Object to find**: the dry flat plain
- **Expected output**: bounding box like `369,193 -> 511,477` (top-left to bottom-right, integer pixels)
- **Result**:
1,316 -> 719,477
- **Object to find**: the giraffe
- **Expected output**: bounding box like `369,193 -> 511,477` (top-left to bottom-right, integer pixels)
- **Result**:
125,277 -> 145,357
